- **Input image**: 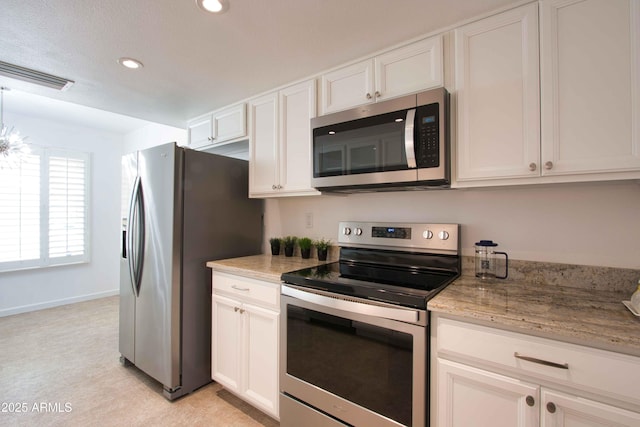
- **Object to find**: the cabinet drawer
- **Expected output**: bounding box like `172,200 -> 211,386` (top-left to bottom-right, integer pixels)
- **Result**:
212,271 -> 279,309
435,316 -> 640,407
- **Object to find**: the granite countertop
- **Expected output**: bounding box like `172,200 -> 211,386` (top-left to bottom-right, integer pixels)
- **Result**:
208,254 -> 640,358
428,275 -> 640,358
206,253 -> 334,283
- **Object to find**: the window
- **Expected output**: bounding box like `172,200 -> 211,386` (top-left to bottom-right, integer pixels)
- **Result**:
0,147 -> 90,272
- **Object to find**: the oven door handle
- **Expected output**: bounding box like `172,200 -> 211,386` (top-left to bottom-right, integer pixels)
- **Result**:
282,285 -> 422,323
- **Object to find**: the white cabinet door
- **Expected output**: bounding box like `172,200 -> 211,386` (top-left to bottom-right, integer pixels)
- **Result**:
437,358 -> 540,427
455,3 -> 540,181
541,388 -> 640,427
211,294 -> 242,393
249,92 -> 279,195
215,103 -> 246,143
540,0 -> 640,176
250,80 -> 319,198
375,35 -> 443,102
243,302 -> 279,418
320,36 -> 444,115
278,79 -> 319,196
188,115 -> 214,149
321,59 -> 374,115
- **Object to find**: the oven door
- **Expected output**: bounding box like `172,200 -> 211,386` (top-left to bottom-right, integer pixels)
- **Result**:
280,285 -> 427,427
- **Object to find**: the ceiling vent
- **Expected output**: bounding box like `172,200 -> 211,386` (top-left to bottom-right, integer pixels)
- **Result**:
0,61 -> 74,91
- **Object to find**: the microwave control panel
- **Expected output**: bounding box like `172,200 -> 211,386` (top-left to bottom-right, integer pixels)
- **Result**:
415,103 -> 440,168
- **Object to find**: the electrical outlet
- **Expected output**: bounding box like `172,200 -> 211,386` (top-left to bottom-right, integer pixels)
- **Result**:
305,212 -> 313,229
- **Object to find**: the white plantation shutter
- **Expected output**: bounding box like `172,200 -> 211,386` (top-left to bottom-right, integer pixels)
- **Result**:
0,153 -> 41,268
48,152 -> 88,260
0,148 -> 90,272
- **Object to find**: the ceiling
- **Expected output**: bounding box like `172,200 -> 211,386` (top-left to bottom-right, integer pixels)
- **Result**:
0,0 -> 519,130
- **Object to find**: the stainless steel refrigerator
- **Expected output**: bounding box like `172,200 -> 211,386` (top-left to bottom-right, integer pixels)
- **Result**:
119,142 -> 263,400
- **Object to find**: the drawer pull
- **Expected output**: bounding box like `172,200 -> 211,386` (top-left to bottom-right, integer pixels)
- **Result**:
514,352 -> 569,370
546,402 -> 556,413
526,395 -> 535,407
232,285 -> 250,291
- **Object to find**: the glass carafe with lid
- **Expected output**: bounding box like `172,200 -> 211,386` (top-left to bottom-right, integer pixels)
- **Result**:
475,240 -> 509,279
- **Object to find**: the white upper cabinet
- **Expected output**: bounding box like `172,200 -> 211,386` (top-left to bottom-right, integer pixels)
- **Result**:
455,0 -> 640,186
321,59 -> 374,115
540,0 -> 640,176
187,115 -> 214,150
187,103 -> 246,150
455,3 -> 541,182
320,36 -> 443,115
278,80 -> 319,195
248,92 -> 279,195
249,79 -> 320,198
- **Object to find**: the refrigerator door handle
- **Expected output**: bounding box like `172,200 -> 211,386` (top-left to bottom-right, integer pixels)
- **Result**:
134,179 -> 145,295
127,176 -> 145,297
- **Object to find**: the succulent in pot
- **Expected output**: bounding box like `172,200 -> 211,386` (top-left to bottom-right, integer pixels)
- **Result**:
269,237 -> 281,256
313,238 -> 331,261
282,236 -> 297,257
298,237 -> 313,259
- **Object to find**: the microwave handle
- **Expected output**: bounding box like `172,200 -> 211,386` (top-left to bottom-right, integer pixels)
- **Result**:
404,108 -> 417,168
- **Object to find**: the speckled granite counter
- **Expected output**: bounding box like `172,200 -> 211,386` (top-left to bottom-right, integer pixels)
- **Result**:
209,254 -> 640,357
428,274 -> 640,358
206,254 -> 335,283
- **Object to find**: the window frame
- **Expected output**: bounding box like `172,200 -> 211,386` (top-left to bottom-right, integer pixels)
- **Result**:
0,147 -> 91,272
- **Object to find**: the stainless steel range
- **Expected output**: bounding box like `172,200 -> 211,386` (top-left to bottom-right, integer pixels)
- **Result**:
280,221 -> 461,427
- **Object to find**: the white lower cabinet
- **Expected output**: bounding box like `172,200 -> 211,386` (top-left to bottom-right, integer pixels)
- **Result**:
432,315 -> 640,427
438,359 -> 539,427
211,272 -> 279,419
541,388 -> 640,427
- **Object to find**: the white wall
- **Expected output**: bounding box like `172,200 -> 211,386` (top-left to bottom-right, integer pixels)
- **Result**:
267,181 -> 640,269
122,122 -> 187,154
0,114 -> 124,316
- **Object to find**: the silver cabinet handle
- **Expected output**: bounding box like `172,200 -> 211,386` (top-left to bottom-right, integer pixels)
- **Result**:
272,184 -> 277,190
529,162 -> 537,171
514,352 -> 568,369
277,184 -> 283,189
366,92 -> 372,100
544,161 -> 553,170
232,285 -> 250,291
375,91 -> 381,98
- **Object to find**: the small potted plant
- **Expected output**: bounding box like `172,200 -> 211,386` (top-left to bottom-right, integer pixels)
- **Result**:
269,237 -> 281,256
282,236 -> 297,257
298,237 -> 313,259
313,238 -> 331,261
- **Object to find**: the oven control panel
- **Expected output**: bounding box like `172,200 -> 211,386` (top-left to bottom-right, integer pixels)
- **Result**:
338,221 -> 459,253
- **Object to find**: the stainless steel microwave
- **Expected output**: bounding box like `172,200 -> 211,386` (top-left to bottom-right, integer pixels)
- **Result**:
311,87 -> 449,192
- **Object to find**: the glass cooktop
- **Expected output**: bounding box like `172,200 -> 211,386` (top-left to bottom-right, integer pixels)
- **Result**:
281,259 -> 459,310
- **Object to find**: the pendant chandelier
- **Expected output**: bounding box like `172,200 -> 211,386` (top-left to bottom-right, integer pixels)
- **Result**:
0,87 -> 29,168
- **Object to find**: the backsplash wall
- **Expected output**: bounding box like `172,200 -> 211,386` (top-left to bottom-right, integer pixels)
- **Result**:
265,181 -> 640,269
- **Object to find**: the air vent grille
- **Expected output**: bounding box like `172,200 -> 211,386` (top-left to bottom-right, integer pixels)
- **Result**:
0,61 -> 74,91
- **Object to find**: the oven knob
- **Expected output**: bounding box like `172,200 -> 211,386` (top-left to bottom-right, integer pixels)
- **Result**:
343,227 -> 352,235
422,230 -> 433,239
354,228 -> 363,236
438,230 -> 450,240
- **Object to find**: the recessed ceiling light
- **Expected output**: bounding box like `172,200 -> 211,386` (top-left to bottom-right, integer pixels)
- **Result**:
196,0 -> 228,13
118,57 -> 144,70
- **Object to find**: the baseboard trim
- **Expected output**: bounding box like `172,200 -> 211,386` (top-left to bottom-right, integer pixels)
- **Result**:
0,289 -> 119,317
